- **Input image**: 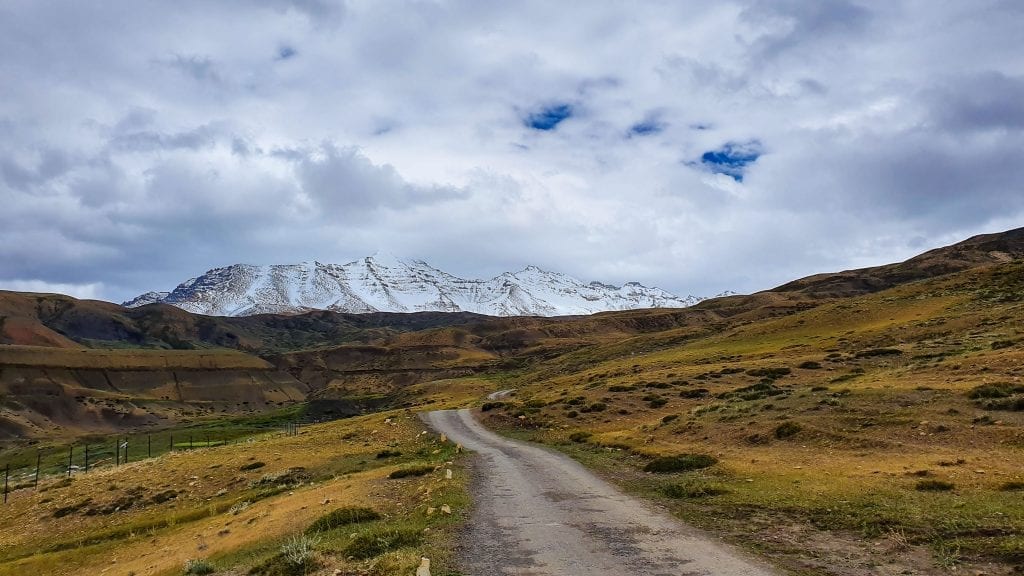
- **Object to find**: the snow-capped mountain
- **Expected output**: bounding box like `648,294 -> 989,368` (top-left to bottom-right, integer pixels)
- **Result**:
124,255 -> 709,317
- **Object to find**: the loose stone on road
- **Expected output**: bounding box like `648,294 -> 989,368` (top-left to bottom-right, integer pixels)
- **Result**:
422,408 -> 780,576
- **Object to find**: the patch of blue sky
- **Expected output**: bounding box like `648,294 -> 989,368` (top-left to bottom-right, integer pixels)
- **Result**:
524,103 -> 574,131
698,140 -> 763,182
627,118 -> 666,136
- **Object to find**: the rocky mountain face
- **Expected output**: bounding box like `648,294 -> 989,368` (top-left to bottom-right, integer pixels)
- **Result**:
125,256 -> 706,317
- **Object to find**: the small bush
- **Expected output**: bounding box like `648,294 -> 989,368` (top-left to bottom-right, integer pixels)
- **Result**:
388,465 -> 434,479
568,431 -> 591,443
643,454 -> 718,473
240,461 -> 265,471
565,410 -> 579,418
999,481 -> 1024,491
480,402 -> 504,412
150,489 -> 178,504
608,385 -> 637,392
662,481 -> 728,499
967,383 -> 1024,399
344,527 -> 422,560
250,468 -> 311,487
250,536 -> 320,576
798,361 -> 822,370
855,348 -> 902,358
745,367 -> 791,379
648,398 -> 668,409
281,534 -> 319,567
915,479 -> 955,492
375,450 -> 402,459
580,402 -> 607,413
661,414 -> 679,424
773,421 -> 803,439
719,381 -> 785,401
991,339 -> 1015,350
985,396 -> 1024,411
53,498 -> 91,518
306,506 -> 381,534
679,388 -> 709,399
184,559 -> 216,575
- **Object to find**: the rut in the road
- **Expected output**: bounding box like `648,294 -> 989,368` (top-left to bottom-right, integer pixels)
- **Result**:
422,408 -> 780,576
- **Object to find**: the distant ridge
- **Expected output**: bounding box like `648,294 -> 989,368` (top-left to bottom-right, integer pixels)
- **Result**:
125,256 -> 709,317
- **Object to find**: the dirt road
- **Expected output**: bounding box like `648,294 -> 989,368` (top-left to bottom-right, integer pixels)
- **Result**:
422,408 -> 780,576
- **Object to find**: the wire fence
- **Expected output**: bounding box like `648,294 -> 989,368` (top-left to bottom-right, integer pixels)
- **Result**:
1,421 -> 304,504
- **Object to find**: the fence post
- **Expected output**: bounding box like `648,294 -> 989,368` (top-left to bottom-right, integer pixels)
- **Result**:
148,435 -> 152,458
85,445 -> 89,473
115,438 -> 120,466
67,446 -> 73,478
3,464 -> 8,504
123,439 -> 129,464
189,435 -> 193,450
34,452 -> 40,488
170,434 -> 174,452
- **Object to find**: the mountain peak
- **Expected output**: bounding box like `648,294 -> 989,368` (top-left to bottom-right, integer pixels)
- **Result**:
125,257 -> 712,317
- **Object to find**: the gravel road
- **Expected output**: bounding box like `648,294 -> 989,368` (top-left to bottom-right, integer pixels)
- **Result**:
422,408 -> 780,576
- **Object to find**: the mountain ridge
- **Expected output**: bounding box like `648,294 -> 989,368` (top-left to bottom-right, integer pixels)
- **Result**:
125,256 -> 709,317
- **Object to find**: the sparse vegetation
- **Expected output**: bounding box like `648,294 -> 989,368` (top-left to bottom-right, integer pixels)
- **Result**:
662,480 -> 728,499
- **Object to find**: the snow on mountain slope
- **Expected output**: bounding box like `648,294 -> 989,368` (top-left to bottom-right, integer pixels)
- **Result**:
125,256 -> 709,317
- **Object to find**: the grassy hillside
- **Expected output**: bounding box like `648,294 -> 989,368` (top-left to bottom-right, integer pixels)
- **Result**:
479,260 -> 1024,574
0,346 -> 309,443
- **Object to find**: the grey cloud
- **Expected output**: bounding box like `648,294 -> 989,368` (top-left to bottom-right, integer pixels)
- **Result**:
251,0 -> 345,24
0,148 -> 74,188
164,54 -> 223,84
926,72 -> 1024,132
109,123 -> 222,152
741,0 -> 872,60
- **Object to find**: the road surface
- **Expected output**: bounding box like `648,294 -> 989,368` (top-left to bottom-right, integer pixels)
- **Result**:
422,408 -> 780,576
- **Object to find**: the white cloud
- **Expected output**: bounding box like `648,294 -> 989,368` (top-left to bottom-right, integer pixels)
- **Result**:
1,1 -> 1022,304
0,280 -> 105,300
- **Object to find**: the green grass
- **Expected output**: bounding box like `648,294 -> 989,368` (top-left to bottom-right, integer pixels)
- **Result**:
387,465 -> 435,479
343,526 -> 424,560
305,506 -> 381,534
643,454 -> 717,473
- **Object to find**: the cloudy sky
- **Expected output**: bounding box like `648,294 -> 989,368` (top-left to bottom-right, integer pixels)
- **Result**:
2,0 -> 1023,303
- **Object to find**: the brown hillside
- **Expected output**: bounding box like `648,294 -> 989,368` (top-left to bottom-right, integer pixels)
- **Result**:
772,226 -> 1024,298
